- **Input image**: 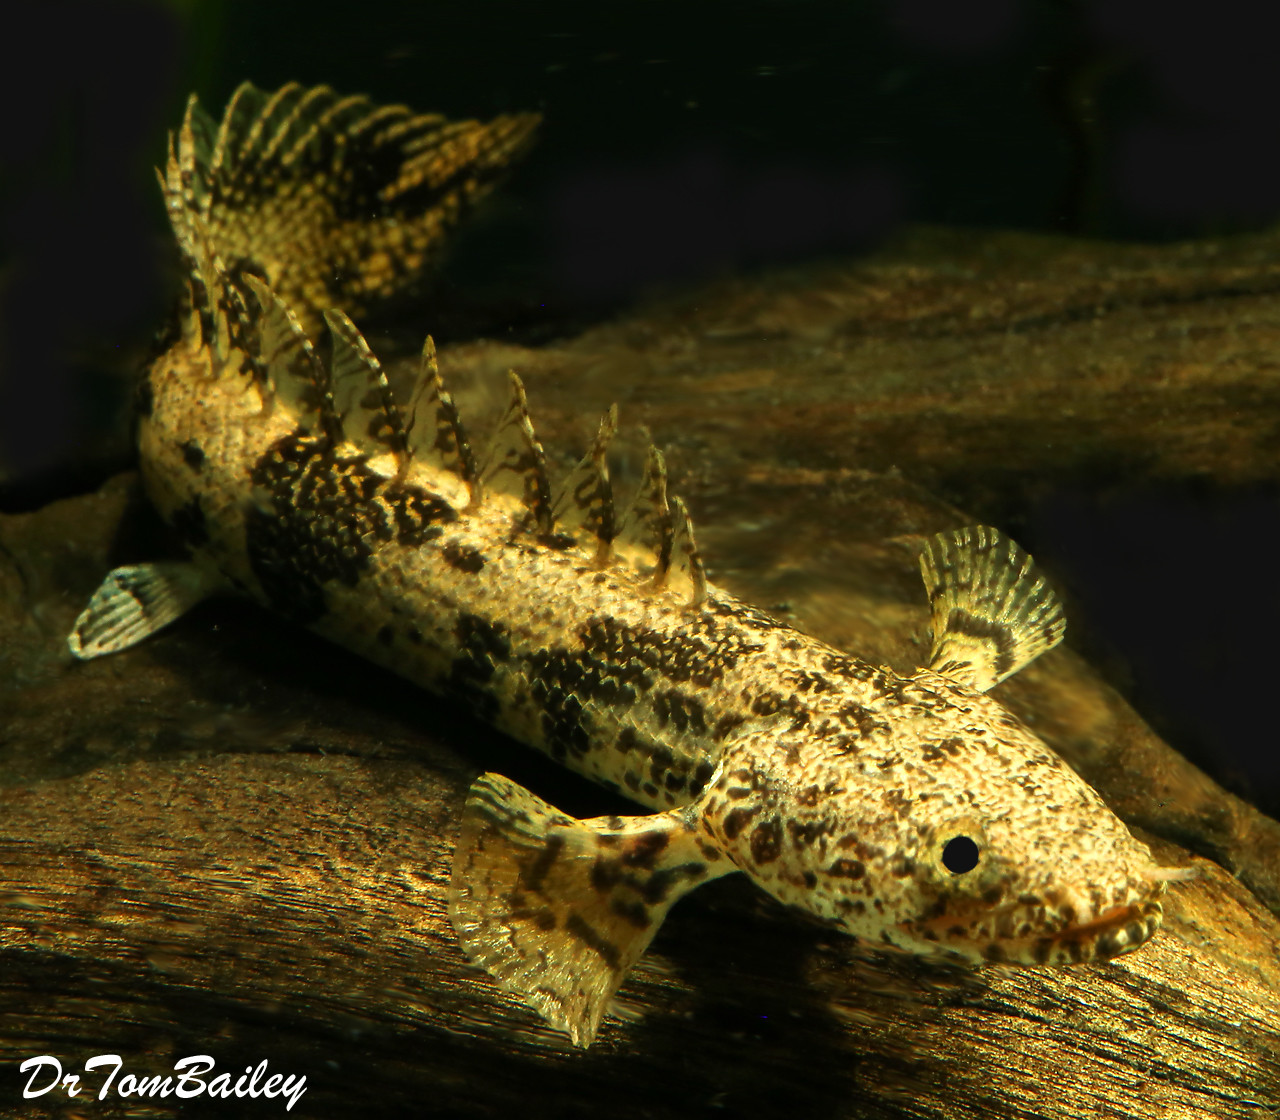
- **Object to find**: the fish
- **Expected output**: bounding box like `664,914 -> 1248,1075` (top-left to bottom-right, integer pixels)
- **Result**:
68,81 -> 1192,1049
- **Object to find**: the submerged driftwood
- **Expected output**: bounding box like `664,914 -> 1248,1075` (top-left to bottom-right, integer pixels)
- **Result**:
3,227 -> 1280,1118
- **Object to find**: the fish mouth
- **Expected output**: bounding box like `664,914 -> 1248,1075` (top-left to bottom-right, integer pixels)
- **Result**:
1029,898 -> 1164,964
903,896 -> 1164,966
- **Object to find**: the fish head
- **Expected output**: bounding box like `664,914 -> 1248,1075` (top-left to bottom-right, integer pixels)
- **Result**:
699,679 -> 1175,967
874,774 -> 1168,967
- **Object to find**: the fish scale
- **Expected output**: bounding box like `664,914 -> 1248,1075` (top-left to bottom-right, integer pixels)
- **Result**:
69,81 -> 1192,1049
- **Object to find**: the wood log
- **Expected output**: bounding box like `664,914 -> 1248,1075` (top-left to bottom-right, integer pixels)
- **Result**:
3,225 -> 1280,1117
1,747 -> 1276,1120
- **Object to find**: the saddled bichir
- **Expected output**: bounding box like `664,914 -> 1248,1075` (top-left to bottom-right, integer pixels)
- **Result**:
70,81 -> 1194,1048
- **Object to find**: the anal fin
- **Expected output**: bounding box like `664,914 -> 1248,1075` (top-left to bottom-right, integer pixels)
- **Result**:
919,525 -> 1065,692
448,773 -> 725,1047
68,561 -> 224,660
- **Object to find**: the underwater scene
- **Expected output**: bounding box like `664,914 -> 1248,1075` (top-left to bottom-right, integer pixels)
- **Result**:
2,2 -> 1278,1117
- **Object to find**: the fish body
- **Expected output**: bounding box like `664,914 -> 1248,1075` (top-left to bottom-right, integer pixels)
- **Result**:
72,83 -> 1179,1047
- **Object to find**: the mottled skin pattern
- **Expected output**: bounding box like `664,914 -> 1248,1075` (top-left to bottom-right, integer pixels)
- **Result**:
140,324 -> 1164,970
101,83 -> 1180,1047
140,336 -> 778,808
698,668 -> 1162,966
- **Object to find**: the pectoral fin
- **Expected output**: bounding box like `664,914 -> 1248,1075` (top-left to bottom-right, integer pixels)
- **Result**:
68,561 -> 223,660
919,525 -> 1065,692
448,773 -> 725,1047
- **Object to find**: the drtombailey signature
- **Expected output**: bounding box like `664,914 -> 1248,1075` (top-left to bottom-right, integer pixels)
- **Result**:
19,1054 -> 307,1111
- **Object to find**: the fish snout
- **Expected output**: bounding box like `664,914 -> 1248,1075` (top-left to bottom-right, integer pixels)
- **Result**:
998,882 -> 1165,965
1035,896 -> 1164,964
900,885 -> 1164,966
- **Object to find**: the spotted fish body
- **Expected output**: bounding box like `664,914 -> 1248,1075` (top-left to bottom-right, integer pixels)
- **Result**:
72,83 -> 1184,1048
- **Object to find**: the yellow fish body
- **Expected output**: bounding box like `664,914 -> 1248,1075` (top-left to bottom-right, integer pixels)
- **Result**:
70,83 -> 1184,1047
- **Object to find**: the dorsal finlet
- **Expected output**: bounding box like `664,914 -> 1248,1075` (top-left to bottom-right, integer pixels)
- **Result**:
243,275 -> 335,440
178,277 -> 200,345
182,215 -> 232,363
323,309 -> 409,465
618,445 -> 674,582
918,524 -> 1065,692
667,496 -> 707,607
552,405 -> 619,565
406,334 -> 479,497
481,371 -> 553,536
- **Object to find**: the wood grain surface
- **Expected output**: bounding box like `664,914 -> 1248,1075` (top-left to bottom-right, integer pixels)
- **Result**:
3,227 -> 1279,1118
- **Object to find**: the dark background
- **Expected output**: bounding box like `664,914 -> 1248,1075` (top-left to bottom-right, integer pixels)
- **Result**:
2,0 -> 1279,813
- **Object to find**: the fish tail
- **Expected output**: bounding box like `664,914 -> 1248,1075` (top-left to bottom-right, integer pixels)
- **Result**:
159,81 -> 539,338
448,773 -> 722,1046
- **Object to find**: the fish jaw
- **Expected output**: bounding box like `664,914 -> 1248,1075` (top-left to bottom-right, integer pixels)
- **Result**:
890,885 -> 1166,966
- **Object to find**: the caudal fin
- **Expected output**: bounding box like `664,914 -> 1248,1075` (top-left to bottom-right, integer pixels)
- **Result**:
161,81 -> 539,336
448,773 -> 725,1046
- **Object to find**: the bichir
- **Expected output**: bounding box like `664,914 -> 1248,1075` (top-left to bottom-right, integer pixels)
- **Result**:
69,82 -> 1192,1047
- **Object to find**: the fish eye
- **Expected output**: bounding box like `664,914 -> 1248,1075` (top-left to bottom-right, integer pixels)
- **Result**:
941,835 -> 980,874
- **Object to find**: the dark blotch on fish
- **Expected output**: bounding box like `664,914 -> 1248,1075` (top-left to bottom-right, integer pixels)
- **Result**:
442,539 -> 486,573
180,440 -> 205,470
